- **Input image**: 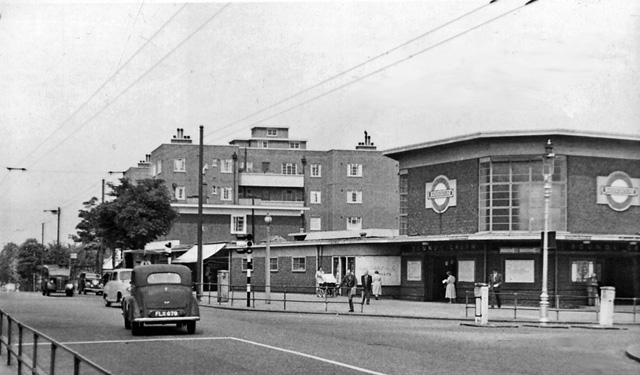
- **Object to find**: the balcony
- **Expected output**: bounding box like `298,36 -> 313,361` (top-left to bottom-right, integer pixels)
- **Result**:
238,198 -> 303,208
239,172 -> 303,188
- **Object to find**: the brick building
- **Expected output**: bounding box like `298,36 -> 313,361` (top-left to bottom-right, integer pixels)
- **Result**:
383,130 -> 640,303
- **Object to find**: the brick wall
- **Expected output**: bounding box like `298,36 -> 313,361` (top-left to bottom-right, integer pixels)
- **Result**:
407,159 -> 479,236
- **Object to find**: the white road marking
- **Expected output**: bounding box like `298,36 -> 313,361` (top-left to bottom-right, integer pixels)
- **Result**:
58,336 -> 389,374
229,337 -> 388,375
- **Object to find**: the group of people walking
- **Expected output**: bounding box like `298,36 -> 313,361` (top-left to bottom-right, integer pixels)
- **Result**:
316,267 -> 383,312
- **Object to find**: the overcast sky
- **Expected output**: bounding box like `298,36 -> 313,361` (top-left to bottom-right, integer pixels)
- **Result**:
1,0 -> 639,248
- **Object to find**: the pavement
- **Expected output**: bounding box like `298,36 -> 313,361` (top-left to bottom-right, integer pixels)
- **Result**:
1,292 -> 638,374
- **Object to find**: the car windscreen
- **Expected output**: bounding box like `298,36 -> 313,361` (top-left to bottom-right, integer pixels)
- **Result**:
119,271 -> 132,281
146,272 -> 182,284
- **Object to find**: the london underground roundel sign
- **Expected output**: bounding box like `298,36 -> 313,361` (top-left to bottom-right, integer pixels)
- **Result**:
426,175 -> 457,213
597,171 -> 639,212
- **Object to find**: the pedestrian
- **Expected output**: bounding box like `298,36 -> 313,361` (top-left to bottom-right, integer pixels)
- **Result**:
315,266 -> 325,297
360,270 -> 372,305
339,269 -> 357,312
586,273 -> 599,306
442,271 -> 457,303
372,270 -> 382,300
488,268 -> 503,308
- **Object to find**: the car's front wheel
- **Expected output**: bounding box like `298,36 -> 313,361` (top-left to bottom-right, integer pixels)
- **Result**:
186,321 -> 196,334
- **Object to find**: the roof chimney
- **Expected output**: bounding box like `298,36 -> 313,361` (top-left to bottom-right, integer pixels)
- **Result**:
355,130 -> 377,150
171,128 -> 193,144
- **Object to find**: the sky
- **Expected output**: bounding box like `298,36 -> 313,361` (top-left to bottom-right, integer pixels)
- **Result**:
1,0 -> 639,248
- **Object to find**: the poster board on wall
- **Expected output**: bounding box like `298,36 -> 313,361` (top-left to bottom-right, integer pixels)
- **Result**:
457,260 -> 475,282
406,260 -> 422,282
505,260 -> 535,283
355,256 -> 401,286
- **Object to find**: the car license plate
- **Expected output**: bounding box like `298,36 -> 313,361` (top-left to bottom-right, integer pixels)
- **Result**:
153,310 -> 179,317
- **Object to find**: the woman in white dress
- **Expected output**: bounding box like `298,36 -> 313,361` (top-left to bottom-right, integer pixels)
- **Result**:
371,271 -> 383,300
443,271 -> 456,303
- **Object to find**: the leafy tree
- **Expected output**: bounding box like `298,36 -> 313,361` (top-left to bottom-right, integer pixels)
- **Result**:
75,178 -> 178,270
16,238 -> 45,290
0,242 -> 19,284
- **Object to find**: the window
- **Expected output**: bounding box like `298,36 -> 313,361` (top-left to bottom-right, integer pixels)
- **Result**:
157,160 -> 162,174
212,186 -> 218,195
347,190 -> 362,204
267,128 -> 278,137
151,164 -> 157,176
174,159 -> 186,172
311,164 -> 321,177
478,156 -> 567,232
222,187 -> 233,201
241,161 -> 253,172
571,260 -> 595,282
310,191 -> 322,204
282,163 -> 297,175
310,217 -> 321,231
231,215 -> 246,234
347,163 -> 362,177
174,186 -> 185,200
211,159 -> 218,167
292,257 -> 306,272
269,258 -> 278,272
399,172 -> 408,235
346,217 -> 362,231
290,142 -> 300,149
221,159 -> 233,173
262,162 -> 270,173
147,273 -> 181,284
260,141 -> 268,148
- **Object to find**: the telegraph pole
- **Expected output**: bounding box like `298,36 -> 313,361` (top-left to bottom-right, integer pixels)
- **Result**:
197,125 -> 204,301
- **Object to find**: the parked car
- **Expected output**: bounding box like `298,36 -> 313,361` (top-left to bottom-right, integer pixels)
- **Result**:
121,264 -> 200,335
41,266 -> 74,297
103,268 -> 133,306
77,272 -> 104,295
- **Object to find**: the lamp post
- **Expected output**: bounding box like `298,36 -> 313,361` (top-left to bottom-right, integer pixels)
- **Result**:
44,207 -> 61,245
539,139 -> 555,324
264,213 -> 272,304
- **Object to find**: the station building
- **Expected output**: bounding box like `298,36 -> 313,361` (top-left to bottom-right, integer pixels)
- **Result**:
382,130 -> 640,303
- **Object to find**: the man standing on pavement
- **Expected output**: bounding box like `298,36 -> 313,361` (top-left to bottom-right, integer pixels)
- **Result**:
339,269 -> 357,312
361,270 -> 372,305
488,268 -> 503,308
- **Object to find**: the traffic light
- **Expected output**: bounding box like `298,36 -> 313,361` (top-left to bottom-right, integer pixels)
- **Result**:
246,234 -> 253,254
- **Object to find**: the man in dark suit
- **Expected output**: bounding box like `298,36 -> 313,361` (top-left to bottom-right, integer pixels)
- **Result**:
488,268 -> 503,308
361,270 -> 373,305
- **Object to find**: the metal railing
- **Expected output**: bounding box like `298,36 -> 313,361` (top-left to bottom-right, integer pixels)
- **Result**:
198,282 -> 367,313
0,309 -> 112,375
463,291 -> 639,322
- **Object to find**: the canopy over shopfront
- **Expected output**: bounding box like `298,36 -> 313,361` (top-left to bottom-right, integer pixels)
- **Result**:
173,243 -> 226,264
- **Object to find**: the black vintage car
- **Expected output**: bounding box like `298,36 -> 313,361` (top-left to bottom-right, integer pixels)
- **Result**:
41,265 -> 74,297
77,272 -> 104,295
121,264 -> 200,335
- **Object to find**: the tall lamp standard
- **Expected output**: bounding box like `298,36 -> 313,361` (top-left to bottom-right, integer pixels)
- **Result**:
264,213 -> 272,304
539,139 -> 555,324
44,207 -> 61,246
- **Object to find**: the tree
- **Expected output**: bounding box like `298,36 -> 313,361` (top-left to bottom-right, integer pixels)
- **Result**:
16,238 -> 45,291
0,242 -> 19,284
75,178 -> 178,267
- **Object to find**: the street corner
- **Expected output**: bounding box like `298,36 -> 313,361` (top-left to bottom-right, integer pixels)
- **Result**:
626,344 -> 640,363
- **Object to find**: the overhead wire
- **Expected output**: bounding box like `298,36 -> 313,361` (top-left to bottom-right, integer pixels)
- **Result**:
0,3 -> 187,192
208,1 -> 536,143
203,0 -> 494,143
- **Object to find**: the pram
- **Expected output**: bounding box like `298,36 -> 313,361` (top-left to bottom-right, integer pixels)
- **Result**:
319,274 -> 338,297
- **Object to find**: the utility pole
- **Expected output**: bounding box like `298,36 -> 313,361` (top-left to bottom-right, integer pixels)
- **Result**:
197,125 -> 204,301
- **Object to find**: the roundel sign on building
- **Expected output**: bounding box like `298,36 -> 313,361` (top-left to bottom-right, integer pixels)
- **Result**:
426,175 -> 457,213
596,171 -> 639,211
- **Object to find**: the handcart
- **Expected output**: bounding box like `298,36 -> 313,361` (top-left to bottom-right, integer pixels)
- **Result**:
319,274 -> 338,298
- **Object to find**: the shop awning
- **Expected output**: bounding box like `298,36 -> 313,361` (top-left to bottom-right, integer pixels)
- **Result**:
173,243 -> 226,264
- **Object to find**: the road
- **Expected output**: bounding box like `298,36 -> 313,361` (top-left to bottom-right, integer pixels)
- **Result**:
1,292 -> 639,375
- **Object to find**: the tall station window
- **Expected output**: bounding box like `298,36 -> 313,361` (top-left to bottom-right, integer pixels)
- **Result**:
478,156 -> 566,232
347,163 -> 362,177
399,171 -> 408,235
310,164 -> 321,177
174,159 -> 186,172
221,159 -> 233,173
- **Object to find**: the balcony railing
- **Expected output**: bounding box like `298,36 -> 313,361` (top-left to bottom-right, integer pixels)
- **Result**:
239,172 -> 303,188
